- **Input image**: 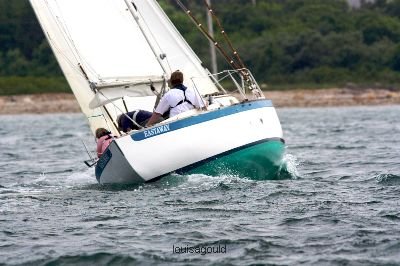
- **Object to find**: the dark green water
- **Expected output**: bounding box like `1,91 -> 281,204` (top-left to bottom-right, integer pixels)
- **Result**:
0,105 -> 399,265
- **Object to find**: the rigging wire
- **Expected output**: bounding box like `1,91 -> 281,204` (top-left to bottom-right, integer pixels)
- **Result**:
128,1 -> 173,73
172,0 -> 267,101
42,0 -> 116,131
173,0 -> 248,78
97,90 -> 143,132
43,0 -> 94,80
40,2 -> 81,75
202,0 -> 247,71
124,0 -> 169,75
51,0 -> 100,80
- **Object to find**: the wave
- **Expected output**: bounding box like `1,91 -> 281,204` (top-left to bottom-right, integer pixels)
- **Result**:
375,173 -> 400,185
334,145 -> 367,150
161,173 -> 252,191
28,253 -> 137,266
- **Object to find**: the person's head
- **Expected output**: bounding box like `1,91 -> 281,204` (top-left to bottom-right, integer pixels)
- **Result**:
117,114 -> 127,133
169,70 -> 183,87
96,128 -> 110,139
117,113 -> 132,133
117,114 -> 124,132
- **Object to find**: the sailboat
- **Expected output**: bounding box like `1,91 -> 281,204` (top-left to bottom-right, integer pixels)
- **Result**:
30,0 -> 285,184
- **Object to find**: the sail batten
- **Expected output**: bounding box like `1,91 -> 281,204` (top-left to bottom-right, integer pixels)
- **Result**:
95,76 -> 164,88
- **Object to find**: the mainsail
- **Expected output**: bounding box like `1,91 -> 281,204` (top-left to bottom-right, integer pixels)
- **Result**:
30,0 -> 219,135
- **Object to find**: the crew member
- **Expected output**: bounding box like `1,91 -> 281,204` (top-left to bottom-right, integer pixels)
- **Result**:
146,70 -> 205,126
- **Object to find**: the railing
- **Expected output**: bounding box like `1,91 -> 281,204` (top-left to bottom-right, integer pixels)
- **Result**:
208,68 -> 265,101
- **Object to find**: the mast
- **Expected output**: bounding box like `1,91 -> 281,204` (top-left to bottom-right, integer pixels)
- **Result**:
78,63 -> 120,133
123,0 -> 168,75
206,0 -> 218,75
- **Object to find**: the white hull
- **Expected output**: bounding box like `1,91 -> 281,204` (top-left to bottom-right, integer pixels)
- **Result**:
96,99 -> 284,184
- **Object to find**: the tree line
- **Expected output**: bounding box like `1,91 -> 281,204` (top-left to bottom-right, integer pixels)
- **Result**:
0,0 -> 399,94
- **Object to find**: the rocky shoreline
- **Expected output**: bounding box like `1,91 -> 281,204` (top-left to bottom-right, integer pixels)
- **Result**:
0,88 -> 399,114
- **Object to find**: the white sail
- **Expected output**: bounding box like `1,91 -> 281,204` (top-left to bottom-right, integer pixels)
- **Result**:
30,0 -> 219,135
31,0 -> 165,81
133,0 -> 219,95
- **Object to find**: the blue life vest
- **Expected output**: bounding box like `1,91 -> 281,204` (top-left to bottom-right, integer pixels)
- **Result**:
120,110 -> 152,131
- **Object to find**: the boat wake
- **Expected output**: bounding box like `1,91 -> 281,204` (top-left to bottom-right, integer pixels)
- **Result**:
275,153 -> 300,180
12,152 -> 300,193
156,153 -> 300,188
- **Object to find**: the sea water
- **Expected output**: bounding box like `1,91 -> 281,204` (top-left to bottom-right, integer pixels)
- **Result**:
0,105 -> 399,265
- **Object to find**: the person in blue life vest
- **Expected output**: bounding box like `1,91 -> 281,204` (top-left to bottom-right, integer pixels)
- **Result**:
145,70 -> 205,127
117,110 -> 154,133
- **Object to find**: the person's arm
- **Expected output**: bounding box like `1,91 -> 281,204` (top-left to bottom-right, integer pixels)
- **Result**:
146,93 -> 170,127
146,112 -> 162,127
96,137 -> 104,157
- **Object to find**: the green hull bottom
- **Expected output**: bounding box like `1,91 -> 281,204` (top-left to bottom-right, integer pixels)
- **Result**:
186,139 -> 286,180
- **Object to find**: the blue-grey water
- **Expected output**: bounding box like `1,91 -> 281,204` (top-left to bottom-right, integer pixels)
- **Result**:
0,105 -> 399,265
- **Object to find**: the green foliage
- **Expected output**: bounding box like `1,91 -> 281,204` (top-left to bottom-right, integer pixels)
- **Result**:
2,49 -> 30,76
390,44 -> 400,71
385,0 -> 400,17
356,13 -> 400,44
0,76 -> 70,95
0,0 -> 400,95
30,40 -> 63,76
0,0 -> 45,58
